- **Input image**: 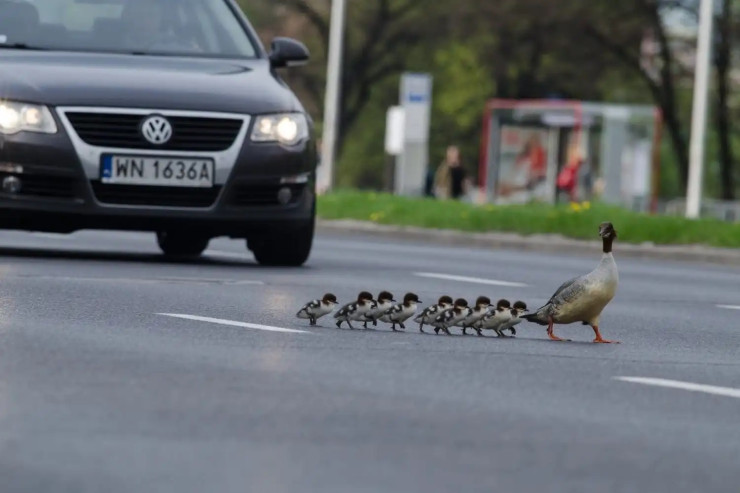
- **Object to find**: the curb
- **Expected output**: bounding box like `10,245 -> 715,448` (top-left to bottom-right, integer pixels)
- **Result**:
316,219 -> 740,266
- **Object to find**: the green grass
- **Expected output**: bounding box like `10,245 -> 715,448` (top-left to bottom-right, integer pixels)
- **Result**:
317,190 -> 740,249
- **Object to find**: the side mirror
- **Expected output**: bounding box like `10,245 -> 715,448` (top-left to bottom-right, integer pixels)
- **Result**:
269,37 -> 310,68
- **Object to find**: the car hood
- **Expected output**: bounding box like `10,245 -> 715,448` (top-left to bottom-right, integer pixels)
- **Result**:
0,51 -> 301,114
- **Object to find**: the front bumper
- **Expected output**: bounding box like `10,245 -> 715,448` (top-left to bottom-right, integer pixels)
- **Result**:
0,109 -> 317,237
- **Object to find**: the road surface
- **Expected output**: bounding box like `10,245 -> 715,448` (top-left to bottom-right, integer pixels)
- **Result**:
0,229 -> 738,493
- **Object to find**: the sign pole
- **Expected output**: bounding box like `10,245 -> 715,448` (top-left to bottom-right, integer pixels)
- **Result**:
317,0 -> 347,195
686,0 -> 714,218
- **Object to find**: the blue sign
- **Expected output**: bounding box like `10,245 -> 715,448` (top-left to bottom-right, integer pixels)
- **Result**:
400,72 -> 432,143
407,93 -> 428,103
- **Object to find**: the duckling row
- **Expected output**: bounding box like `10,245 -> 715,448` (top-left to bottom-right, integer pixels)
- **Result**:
296,291 -> 529,337
296,221 -> 621,343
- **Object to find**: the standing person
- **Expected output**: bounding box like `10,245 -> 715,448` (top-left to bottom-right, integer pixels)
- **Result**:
516,133 -> 547,189
434,145 -> 469,200
557,143 -> 584,202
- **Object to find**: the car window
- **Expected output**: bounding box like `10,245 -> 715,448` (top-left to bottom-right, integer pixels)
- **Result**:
0,0 -> 257,58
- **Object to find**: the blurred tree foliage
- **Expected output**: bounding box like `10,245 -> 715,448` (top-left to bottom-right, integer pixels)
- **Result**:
237,0 -> 738,199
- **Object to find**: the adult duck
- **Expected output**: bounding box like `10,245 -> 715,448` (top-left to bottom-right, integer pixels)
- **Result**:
522,222 -> 619,344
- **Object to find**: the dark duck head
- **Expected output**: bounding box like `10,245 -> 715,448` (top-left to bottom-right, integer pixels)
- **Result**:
322,293 -> 338,305
474,296 -> 491,309
512,300 -> 528,315
402,292 -> 421,306
437,295 -> 453,306
357,291 -> 375,306
453,298 -> 468,312
377,291 -> 395,303
495,299 -> 511,312
599,222 -> 618,253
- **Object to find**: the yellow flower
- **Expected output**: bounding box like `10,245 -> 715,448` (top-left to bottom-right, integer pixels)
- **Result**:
569,202 -> 582,212
582,201 -> 591,210
369,211 -> 385,222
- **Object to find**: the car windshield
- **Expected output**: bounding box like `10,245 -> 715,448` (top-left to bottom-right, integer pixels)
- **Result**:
0,0 -> 257,58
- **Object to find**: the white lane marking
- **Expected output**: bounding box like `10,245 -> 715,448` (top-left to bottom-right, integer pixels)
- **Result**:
14,275 -> 263,285
31,233 -> 71,240
414,272 -> 528,288
150,277 -> 263,285
157,313 -> 311,334
614,376 -> 740,399
717,304 -> 740,311
206,250 -> 249,260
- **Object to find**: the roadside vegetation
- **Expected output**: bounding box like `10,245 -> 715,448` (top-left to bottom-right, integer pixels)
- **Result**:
318,191 -> 740,248
244,0 -> 740,200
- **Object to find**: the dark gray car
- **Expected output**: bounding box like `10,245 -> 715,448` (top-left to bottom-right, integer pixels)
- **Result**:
0,0 -> 317,266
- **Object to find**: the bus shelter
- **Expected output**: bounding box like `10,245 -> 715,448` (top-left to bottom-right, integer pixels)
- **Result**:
478,99 -> 663,211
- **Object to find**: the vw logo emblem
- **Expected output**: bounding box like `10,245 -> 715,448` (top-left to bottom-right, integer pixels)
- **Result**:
141,115 -> 173,145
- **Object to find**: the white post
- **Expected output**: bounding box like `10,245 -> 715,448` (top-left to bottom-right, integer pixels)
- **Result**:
317,0 -> 347,195
686,0 -> 714,219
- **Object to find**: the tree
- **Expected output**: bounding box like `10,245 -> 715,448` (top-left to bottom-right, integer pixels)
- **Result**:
714,0 -> 736,200
268,0 -> 434,156
578,0 -> 691,191
241,0 -> 737,196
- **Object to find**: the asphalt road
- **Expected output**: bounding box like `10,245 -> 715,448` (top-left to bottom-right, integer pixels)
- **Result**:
0,228 -> 739,493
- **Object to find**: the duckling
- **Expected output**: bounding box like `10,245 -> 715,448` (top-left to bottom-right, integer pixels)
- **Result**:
475,299 -> 512,337
296,293 -> 339,326
334,291 -> 375,329
362,291 -> 396,329
431,298 -> 469,335
414,295 -> 453,333
379,292 -> 422,331
499,301 -> 528,336
522,222 -> 620,343
460,296 -> 491,335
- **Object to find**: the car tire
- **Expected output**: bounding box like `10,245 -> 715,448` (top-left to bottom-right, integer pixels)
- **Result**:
156,231 -> 210,257
249,219 -> 314,267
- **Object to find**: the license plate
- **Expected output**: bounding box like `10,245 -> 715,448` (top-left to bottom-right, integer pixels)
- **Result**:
101,155 -> 215,188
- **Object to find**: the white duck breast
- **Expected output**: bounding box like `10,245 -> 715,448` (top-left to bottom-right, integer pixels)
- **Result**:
380,302 -> 418,325
452,307 -> 475,327
460,306 -> 488,327
478,309 -> 513,335
414,304 -> 443,324
297,300 -> 333,319
415,302 -> 451,333
348,300 -> 376,321
335,301 -> 370,329
433,308 -> 468,328
499,310 -> 523,334
366,299 -> 394,321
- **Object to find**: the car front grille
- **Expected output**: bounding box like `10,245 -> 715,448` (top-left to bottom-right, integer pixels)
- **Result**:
90,182 -> 222,208
229,182 -> 305,207
0,172 -> 80,199
65,112 -> 243,152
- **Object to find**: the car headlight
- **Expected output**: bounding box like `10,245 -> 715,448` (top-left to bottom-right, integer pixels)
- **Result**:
251,113 -> 308,145
0,101 -> 57,135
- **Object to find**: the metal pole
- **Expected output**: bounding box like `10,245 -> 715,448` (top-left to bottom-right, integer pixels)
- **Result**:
686,0 -> 714,218
317,0 -> 347,195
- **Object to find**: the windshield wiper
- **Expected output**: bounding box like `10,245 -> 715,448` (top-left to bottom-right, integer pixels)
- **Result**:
0,43 -> 47,51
